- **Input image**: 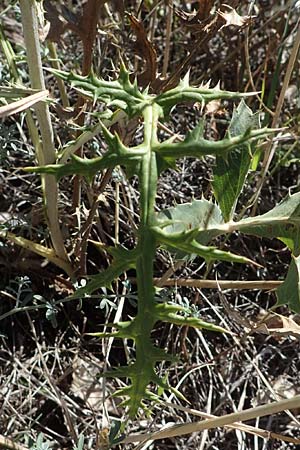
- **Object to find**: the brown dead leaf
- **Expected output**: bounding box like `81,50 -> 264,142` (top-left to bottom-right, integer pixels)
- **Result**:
205,99 -> 226,116
174,7 -> 214,34
175,0 -> 213,26
76,0 -> 105,74
175,0 -> 221,36
54,103 -> 81,122
198,0 -> 214,20
70,356 -> 104,410
113,0 -> 125,19
128,13 -> 157,87
218,4 -> 255,29
254,312 -> 300,340
44,0 -> 68,43
45,0 -> 106,74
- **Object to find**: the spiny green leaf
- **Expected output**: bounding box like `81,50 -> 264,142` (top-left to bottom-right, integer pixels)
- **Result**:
212,100 -> 260,221
154,127 -> 273,159
70,247 -> 137,299
155,153 -> 178,175
25,144 -> 146,180
157,194 -> 300,260
155,79 -> 253,115
184,119 -> 205,142
276,255 -> 300,313
49,64 -> 148,117
88,321 -> 136,340
154,303 -> 231,333
166,237 -> 257,265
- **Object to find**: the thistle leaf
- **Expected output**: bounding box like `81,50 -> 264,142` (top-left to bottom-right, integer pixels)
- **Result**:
49,65 -> 148,117
156,81 -> 255,115
154,126 -> 273,159
276,255 -> 300,313
212,100 -> 260,221
25,142 -> 145,180
154,303 -> 231,333
233,192 -> 300,255
157,193 -> 300,259
155,199 -> 258,264
157,199 -> 223,245
70,246 -> 137,299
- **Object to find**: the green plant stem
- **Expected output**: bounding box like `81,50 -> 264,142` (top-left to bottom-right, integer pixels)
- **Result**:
127,103 -> 160,416
136,104 -> 159,309
19,0 -> 70,265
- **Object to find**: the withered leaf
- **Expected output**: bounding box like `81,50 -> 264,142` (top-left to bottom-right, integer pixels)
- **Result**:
218,5 -> 254,29
198,0 -> 214,21
128,13 -> 157,87
75,0 -> 106,74
175,0 -> 213,25
44,0 -> 68,43
254,312 -> 300,340
0,90 -> 49,119
45,0 -> 106,73
113,0 -> 125,20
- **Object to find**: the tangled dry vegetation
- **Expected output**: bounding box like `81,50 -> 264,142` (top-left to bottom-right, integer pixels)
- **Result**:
1,1 -> 300,449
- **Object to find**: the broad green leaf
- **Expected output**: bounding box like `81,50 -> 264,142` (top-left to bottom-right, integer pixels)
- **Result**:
155,199 -> 256,264
157,199 -> 224,245
276,255 -> 300,313
212,100 -> 260,221
157,194 -> 300,257
234,192 -> 300,255
155,194 -> 300,266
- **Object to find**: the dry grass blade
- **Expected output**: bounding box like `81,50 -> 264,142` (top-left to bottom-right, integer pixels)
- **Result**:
122,395 -> 300,443
1,231 -> 74,278
0,435 -> 28,450
0,89 -> 48,118
153,278 -> 282,290
19,0 -> 70,263
162,402 -> 300,445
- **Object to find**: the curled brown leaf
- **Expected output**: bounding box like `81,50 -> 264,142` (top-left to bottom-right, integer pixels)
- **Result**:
127,13 -> 157,87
